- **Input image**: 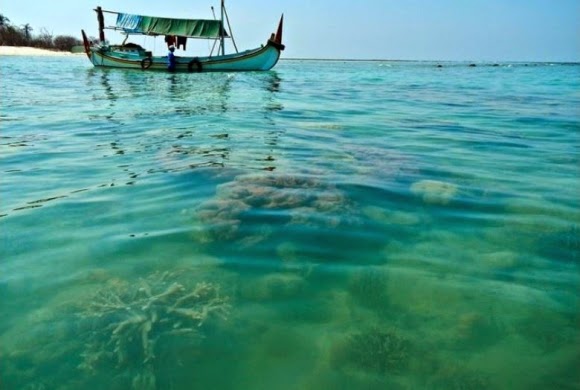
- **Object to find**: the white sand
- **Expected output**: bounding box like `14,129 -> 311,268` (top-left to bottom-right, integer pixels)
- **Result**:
0,46 -> 83,56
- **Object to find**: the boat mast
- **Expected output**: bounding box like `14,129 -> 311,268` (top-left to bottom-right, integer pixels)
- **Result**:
96,6 -> 105,42
220,0 -> 225,55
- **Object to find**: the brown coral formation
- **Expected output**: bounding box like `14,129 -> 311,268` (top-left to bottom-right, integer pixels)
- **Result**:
194,173 -> 351,243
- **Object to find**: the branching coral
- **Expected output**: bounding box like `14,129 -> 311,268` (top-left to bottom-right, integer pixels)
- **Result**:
78,270 -> 230,387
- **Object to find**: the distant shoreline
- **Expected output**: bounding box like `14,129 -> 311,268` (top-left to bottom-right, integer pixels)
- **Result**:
0,46 -> 82,56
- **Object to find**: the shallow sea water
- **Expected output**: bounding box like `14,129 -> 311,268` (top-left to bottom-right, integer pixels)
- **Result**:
1,56 -> 579,389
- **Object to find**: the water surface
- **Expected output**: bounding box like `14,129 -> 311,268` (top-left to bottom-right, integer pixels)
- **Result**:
1,57 -> 579,389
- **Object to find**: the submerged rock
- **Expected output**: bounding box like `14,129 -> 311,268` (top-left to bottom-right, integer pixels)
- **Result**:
410,179 -> 458,205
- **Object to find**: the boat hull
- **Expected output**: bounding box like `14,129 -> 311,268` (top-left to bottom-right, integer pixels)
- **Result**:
87,41 -> 283,72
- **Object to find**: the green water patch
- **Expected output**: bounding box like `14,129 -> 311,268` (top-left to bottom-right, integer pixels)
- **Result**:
0,267 -> 232,390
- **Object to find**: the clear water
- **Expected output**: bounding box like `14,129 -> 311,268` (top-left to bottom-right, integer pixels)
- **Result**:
1,56 -> 579,390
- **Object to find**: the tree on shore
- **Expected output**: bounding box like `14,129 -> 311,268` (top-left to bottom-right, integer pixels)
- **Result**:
21,23 -> 33,41
0,14 -> 10,29
0,14 -> 81,50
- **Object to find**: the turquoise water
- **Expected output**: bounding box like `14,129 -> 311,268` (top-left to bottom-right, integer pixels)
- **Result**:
1,56 -> 579,389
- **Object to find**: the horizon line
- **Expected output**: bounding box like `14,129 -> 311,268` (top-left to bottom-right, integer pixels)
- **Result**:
280,58 -> 580,64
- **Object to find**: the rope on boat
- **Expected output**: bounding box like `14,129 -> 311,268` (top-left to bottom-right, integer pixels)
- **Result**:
223,6 -> 238,53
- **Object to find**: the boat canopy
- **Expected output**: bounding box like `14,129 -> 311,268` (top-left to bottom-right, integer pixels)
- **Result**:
115,13 -> 227,38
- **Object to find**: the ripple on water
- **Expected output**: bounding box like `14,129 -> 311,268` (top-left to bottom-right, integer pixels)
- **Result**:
1,57 -> 579,389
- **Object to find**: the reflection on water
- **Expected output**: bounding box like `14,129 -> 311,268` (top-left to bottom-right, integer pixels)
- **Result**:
2,69 -> 287,217
85,67 -> 283,118
266,72 -> 281,93
86,68 -> 237,118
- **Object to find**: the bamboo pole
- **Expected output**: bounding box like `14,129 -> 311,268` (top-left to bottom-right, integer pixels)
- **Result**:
223,5 -> 238,53
220,0 -> 225,55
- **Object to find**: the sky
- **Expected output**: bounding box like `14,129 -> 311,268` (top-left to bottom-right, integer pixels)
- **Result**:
1,0 -> 579,62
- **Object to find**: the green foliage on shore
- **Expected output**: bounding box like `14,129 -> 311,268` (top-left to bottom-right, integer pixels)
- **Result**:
0,13 -> 82,51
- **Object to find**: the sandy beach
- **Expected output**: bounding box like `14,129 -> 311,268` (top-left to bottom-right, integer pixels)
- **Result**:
0,46 -> 82,56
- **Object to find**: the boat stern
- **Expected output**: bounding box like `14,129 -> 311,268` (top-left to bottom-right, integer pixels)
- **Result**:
268,14 -> 285,51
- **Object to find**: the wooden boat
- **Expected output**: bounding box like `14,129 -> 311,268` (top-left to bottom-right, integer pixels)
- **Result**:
81,1 -> 284,72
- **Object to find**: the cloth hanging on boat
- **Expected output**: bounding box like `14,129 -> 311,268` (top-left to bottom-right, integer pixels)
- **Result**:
176,36 -> 187,50
164,35 -> 176,48
116,13 -> 144,33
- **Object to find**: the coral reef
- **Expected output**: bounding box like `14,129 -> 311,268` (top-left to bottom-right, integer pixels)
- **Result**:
331,327 -> 411,374
78,270 -> 230,389
194,173 -> 352,243
0,269 -> 230,390
194,198 -> 250,242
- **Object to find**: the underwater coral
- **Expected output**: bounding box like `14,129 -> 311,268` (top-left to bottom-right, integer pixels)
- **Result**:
194,173 -> 353,243
79,272 -> 229,370
0,269 -> 231,390
331,327 -> 411,375
78,270 -> 230,388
